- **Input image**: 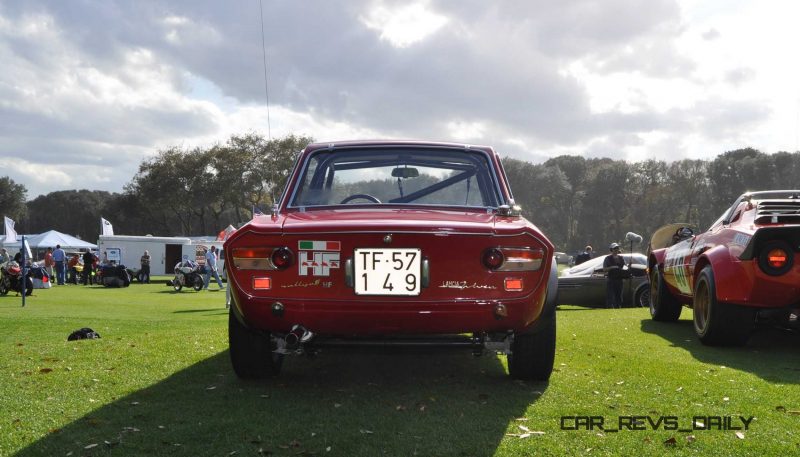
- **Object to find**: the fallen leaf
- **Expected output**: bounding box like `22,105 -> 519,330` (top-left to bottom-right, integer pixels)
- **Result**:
130,401 -> 139,406
419,404 -> 427,412
333,403 -> 341,408
518,425 -> 530,432
359,429 -> 373,434
723,397 -> 730,401
694,419 -> 705,428
158,425 -> 166,429
229,452 -> 238,456
519,433 -> 531,439
206,386 -> 217,391
686,435 -> 696,443
664,437 -> 677,446
395,405 -> 406,411
326,446 -> 331,452
39,368 -> 53,374
735,432 -> 745,440
788,410 -> 800,415
616,381 -> 624,385
84,444 -> 98,449
514,417 -> 529,421
776,406 -> 786,412
676,387 -> 683,392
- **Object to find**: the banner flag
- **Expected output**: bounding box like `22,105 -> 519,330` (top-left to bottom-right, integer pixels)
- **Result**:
3,216 -> 17,243
101,217 -> 114,236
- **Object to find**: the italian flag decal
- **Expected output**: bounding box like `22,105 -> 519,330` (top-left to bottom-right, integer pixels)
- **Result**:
298,240 -> 341,251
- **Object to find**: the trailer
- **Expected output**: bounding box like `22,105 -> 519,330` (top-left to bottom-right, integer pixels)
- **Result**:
97,235 -> 226,276
97,235 -> 191,276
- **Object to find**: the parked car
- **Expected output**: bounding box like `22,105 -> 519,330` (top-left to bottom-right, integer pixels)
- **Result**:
224,140 -> 558,380
557,253 -> 649,308
649,190 -> 800,346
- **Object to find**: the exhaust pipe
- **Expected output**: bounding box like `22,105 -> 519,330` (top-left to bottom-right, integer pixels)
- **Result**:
283,324 -> 314,349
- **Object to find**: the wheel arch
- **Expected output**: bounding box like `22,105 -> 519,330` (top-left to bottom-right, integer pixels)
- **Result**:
694,245 -> 747,305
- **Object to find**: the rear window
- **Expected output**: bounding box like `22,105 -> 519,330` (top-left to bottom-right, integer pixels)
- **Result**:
290,148 -> 502,209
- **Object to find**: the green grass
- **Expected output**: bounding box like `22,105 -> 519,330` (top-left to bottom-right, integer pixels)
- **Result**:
2,283 -> 799,456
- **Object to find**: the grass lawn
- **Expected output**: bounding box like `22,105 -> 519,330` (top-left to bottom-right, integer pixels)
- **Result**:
1,281 -> 799,456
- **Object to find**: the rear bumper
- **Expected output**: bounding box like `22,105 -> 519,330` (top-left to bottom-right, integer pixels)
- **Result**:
231,288 -> 548,336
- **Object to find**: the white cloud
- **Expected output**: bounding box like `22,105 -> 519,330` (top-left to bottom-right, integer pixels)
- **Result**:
360,1 -> 448,48
0,0 -> 798,199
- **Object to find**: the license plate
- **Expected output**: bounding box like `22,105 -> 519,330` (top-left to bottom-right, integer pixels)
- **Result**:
354,248 -> 421,296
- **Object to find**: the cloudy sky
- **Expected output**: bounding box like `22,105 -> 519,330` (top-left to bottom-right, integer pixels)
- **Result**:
1,0 -> 798,198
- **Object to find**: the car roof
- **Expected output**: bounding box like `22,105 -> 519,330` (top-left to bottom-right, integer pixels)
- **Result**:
303,140 -> 495,155
562,253 -> 647,277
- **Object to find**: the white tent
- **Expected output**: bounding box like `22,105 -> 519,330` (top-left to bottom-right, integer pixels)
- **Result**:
1,230 -> 97,251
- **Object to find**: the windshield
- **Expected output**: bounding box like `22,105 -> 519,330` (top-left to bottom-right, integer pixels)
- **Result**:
289,148 -> 502,209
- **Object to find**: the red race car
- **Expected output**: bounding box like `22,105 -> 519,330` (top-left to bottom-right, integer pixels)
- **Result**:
224,140 -> 558,380
648,190 -> 800,345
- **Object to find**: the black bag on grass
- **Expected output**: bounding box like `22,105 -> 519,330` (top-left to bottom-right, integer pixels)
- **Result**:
67,327 -> 101,341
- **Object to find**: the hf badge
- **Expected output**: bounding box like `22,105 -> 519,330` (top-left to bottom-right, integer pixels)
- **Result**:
298,240 -> 341,276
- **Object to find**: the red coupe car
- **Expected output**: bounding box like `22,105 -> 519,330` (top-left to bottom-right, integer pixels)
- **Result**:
224,140 -> 558,380
649,191 -> 800,345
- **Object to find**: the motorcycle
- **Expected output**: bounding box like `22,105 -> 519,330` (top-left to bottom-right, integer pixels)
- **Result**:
0,261 -> 34,296
97,263 -> 132,288
171,261 -> 204,292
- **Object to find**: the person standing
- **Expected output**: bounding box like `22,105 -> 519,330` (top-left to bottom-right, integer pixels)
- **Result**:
82,250 -> 95,285
43,247 -> 54,280
603,243 -> 626,308
53,244 -> 66,285
203,246 -> 225,290
575,245 -> 593,265
0,248 -> 9,264
140,250 -> 151,284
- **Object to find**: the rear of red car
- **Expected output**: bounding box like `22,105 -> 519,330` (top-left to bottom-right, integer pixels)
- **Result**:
225,141 -> 557,380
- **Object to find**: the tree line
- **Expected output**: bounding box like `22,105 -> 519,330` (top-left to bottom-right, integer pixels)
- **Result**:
502,147 -> 800,253
2,133 -> 311,241
1,139 -> 798,252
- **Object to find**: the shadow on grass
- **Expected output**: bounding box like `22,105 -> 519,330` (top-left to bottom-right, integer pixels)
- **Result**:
172,309 -> 227,314
17,349 -> 546,456
640,318 -> 800,383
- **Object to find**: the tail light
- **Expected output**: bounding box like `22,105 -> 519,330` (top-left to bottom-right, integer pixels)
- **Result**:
483,247 -> 544,271
232,247 -> 294,270
482,248 -> 504,269
758,241 -> 793,276
271,247 -> 293,270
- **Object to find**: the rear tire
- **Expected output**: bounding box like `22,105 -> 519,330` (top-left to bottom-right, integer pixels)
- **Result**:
228,308 -> 283,378
0,278 -> 8,295
24,277 -> 33,296
693,266 -> 754,346
649,265 -> 682,321
173,278 -> 182,292
633,283 -> 650,308
508,308 -> 556,381
192,276 -> 203,291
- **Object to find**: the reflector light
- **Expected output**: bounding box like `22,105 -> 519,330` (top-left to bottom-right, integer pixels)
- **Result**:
253,277 -> 272,289
504,278 -> 523,291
